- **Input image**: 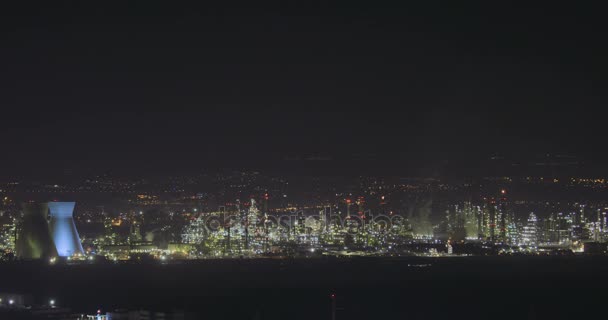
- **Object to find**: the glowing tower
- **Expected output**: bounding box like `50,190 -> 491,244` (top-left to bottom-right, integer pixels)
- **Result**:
48,202 -> 84,257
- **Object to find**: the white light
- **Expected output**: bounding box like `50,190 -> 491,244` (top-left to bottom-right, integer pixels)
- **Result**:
9,299 -> 14,305
50,299 -> 55,306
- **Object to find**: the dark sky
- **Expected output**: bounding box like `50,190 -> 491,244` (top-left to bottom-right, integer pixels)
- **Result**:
1,2 -> 606,178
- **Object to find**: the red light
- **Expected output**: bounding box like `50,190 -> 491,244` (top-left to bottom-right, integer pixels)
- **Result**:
97,309 -> 101,314
346,199 -> 351,204
330,294 -> 336,299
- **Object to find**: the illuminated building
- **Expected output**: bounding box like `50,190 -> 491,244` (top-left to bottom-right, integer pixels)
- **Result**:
488,203 -> 496,241
497,189 -> 508,243
448,204 -> 466,242
555,213 -> 572,244
507,221 -> 519,245
102,214 -> 117,246
463,202 -> 479,239
0,218 -> 16,254
246,199 -> 262,250
521,213 -> 538,246
14,202 -> 84,259
344,198 -> 354,219
477,205 -> 485,239
323,206 -> 339,233
263,192 -> 269,216
356,196 -> 365,217
182,215 -> 208,245
48,202 -> 85,257
129,220 -> 143,243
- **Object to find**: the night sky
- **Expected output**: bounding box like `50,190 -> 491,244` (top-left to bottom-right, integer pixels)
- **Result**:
1,2 -> 606,178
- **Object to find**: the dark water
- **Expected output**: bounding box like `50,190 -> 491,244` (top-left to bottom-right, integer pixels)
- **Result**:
2,256 -> 608,319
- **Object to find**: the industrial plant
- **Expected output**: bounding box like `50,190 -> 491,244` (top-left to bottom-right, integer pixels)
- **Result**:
15,202 -> 83,260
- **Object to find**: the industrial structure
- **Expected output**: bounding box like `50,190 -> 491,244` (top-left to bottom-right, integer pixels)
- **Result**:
48,202 -> 84,257
15,201 -> 83,259
15,202 -> 57,259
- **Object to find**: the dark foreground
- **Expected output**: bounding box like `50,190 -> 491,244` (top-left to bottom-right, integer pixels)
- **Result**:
2,256 -> 608,319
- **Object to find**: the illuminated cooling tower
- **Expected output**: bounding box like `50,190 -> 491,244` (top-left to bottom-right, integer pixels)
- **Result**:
48,202 -> 84,257
16,202 -> 58,259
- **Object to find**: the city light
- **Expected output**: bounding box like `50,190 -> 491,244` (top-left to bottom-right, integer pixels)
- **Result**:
0,5 -> 604,320
1,174 -> 608,262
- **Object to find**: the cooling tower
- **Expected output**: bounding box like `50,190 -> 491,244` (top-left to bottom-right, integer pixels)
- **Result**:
15,202 -> 58,259
48,202 -> 84,257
